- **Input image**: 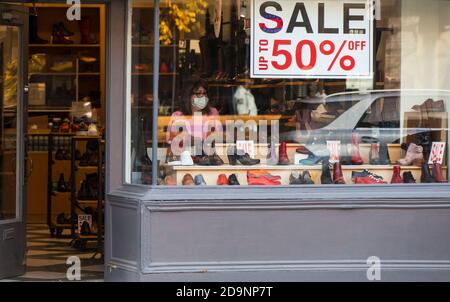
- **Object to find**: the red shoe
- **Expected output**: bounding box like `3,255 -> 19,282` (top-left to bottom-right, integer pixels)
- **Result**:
333,162 -> 346,184
351,132 -> 364,165
355,175 -> 387,184
278,142 -> 290,165
217,174 -> 229,185
390,165 -> 403,184
247,176 -> 281,185
247,170 -> 281,180
432,162 -> 446,183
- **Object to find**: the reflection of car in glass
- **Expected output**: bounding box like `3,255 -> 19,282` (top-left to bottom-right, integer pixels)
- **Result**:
281,89 -> 450,157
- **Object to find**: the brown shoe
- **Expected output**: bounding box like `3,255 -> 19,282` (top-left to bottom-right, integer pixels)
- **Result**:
182,174 -> 195,186
164,175 -> 177,186
278,142 -> 290,165
432,162 -> 446,183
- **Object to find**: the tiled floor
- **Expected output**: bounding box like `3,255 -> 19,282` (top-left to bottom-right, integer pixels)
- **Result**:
6,224 -> 104,282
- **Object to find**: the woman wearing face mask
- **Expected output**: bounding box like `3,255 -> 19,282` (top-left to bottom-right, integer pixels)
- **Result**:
166,80 -> 219,148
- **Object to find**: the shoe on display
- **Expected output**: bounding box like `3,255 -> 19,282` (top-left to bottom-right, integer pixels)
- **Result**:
228,174 -> 240,185
266,143 -> 278,165
369,143 -> 381,165
397,143 -> 424,166
247,171 -> 281,185
164,175 -> 177,186
351,169 -> 384,180
278,142 -> 290,165
180,150 -> 194,166
88,124 -> 98,136
166,148 -> 181,166
49,61 -> 73,72
29,15 -> 49,44
80,221 -> 91,236
77,181 -> 89,200
227,146 -> 260,166
390,165 -> 403,184
354,175 -> 387,184
299,153 -> 323,165
182,174 -> 195,186
194,175 -> 207,186
79,17 -> 98,44
320,158 -> 333,184
420,163 -> 435,183
332,162 -> 346,184
302,171 -> 315,184
217,174 -> 229,185
295,145 -> 312,155
351,132 -> 364,165
378,142 -> 391,165
55,149 -> 64,160
57,173 -> 68,192
289,171 -> 304,185
403,172 -> 416,183
52,23 -> 74,44
432,162 -> 446,183
197,153 -> 224,166
247,170 -> 281,181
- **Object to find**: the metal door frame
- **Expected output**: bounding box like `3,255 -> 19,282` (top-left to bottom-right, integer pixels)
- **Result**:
0,2 -> 28,279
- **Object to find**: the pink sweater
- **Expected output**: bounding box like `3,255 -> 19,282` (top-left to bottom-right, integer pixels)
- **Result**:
166,108 -> 220,143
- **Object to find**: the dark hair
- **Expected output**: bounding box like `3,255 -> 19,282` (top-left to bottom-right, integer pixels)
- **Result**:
182,80 -> 212,115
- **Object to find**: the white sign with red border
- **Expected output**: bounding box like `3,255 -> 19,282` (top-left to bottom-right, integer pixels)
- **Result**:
327,140 -> 341,163
251,0 -> 373,78
428,142 -> 446,164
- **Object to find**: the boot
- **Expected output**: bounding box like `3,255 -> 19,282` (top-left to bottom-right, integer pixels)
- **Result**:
397,143 -> 423,166
369,143 -> 380,165
302,171 -> 315,184
266,143 -> 278,165
378,142 -> 391,165
333,162 -> 346,184
80,221 -> 91,236
278,142 -> 290,165
351,132 -> 363,165
57,173 -> 67,192
52,24 -> 74,44
320,159 -> 333,184
289,171 -> 304,185
403,172 -> 416,183
420,163 -> 434,183
228,174 -> 240,185
29,15 -> 48,44
79,17 -> 97,44
390,165 -> 403,184
432,162 -> 446,183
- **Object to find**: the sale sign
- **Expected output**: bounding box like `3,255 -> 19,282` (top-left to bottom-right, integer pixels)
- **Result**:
428,142 -> 446,165
251,0 -> 373,78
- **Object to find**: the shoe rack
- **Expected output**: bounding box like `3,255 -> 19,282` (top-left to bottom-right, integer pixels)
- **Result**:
70,136 -> 104,254
163,143 -> 447,186
27,3 -> 105,122
45,133 -> 75,238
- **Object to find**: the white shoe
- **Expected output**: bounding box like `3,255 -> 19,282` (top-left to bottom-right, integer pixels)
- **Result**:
180,150 -> 194,166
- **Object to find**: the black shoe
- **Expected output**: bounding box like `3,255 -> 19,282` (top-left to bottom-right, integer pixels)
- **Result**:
55,149 -> 64,160
29,15 -> 49,44
403,172 -> 416,183
57,173 -> 67,192
79,152 -> 90,166
77,181 -> 88,200
320,159 -> 333,184
227,146 -> 260,166
80,221 -> 91,236
378,142 -> 390,165
351,169 -> 384,180
57,22 -> 74,36
289,172 -> 304,184
75,149 -> 82,160
302,171 -> 315,184
420,163 -> 435,183
228,174 -> 240,185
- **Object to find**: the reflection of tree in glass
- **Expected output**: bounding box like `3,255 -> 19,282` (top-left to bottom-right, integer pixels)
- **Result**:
3,59 -> 17,108
160,0 -> 208,45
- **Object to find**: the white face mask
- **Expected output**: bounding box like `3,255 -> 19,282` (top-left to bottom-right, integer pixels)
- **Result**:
192,96 -> 209,110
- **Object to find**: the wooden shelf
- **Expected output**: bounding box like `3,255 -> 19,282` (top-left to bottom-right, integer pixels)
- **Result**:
132,44 -> 178,48
30,72 -> 100,76
131,72 -> 178,76
29,44 -> 100,48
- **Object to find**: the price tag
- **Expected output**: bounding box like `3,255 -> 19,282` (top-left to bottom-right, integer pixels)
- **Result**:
251,0 -> 373,78
327,140 -> 341,163
236,140 -> 255,158
428,142 -> 446,164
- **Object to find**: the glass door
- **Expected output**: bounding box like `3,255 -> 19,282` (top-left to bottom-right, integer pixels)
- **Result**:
0,3 -> 28,279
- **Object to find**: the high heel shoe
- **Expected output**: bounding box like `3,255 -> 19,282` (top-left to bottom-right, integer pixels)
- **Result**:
397,143 -> 424,166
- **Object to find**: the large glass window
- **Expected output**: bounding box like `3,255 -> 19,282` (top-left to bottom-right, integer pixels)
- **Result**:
127,0 -> 450,187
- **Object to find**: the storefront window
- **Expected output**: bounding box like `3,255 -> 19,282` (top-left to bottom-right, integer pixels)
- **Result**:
127,0 -> 450,187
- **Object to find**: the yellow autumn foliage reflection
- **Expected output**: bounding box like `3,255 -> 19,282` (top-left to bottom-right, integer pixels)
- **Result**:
160,0 -> 208,45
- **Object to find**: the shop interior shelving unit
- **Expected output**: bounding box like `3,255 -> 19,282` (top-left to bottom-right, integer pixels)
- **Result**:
70,136 -> 104,256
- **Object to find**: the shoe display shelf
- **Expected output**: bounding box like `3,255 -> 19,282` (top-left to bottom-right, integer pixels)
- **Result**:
163,143 -> 446,186
43,133 -> 75,238
70,136 -> 104,256
27,3 -> 105,123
